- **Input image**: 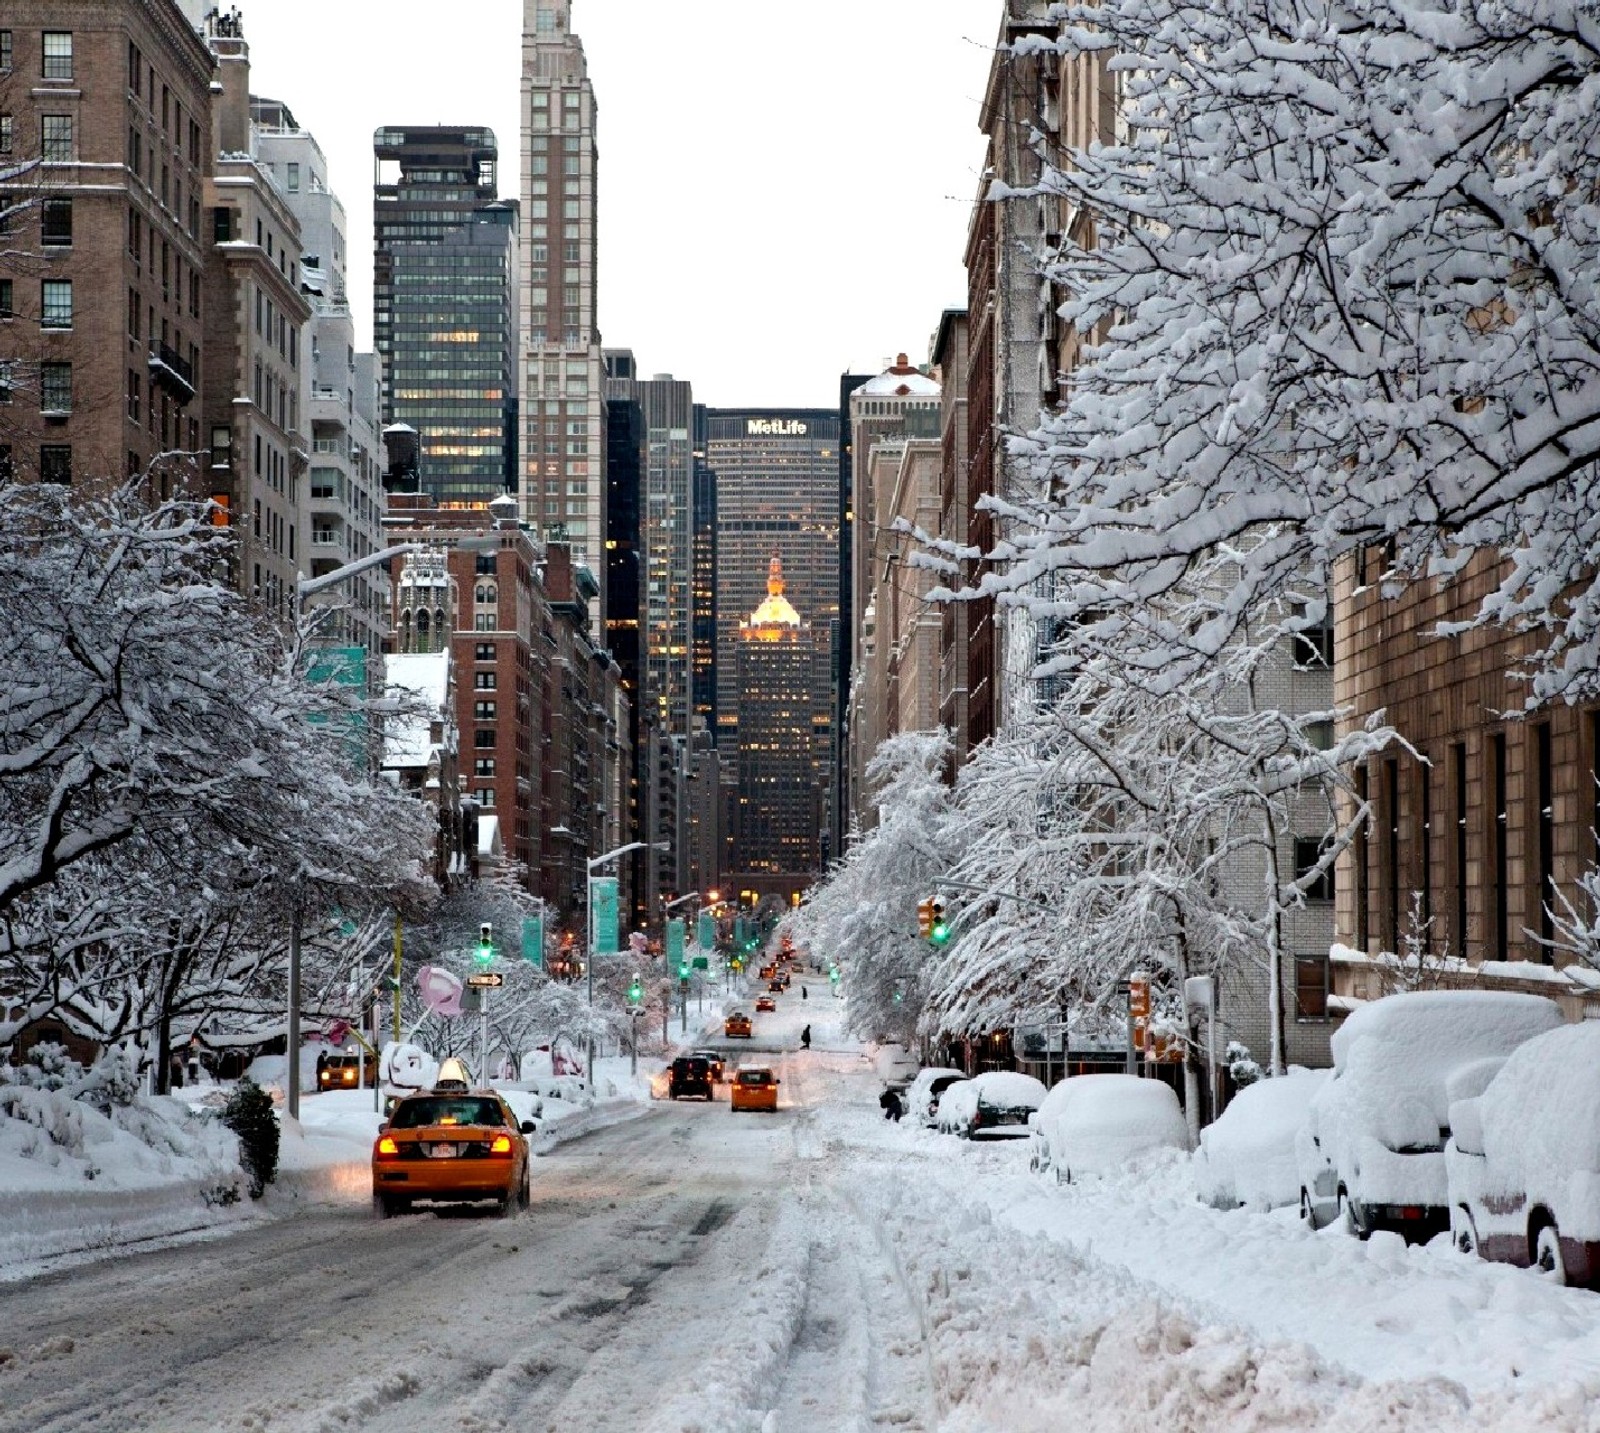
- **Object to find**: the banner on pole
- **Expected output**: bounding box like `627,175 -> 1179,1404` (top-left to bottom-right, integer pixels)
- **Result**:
522,914 -> 544,966
592,877 -> 620,955
666,917 -> 686,968
698,911 -> 715,950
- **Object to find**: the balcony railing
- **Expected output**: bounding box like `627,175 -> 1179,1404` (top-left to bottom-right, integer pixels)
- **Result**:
147,343 -> 196,405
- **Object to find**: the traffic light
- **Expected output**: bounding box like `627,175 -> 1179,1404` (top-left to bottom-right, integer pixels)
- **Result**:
929,898 -> 950,945
475,922 -> 494,966
678,959 -> 691,980
627,973 -> 644,1007
917,898 -> 933,938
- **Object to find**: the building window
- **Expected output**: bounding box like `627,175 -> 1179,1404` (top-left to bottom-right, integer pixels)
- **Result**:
477,787 -> 495,808
1294,956 -> 1330,1021
40,444 -> 71,484
1491,731 -> 1508,960
0,279 -> 11,319
474,672 -> 496,690
127,370 -> 140,422
42,33 -> 73,81
475,553 -> 496,575
1452,741 -> 1468,958
474,730 -> 495,749
0,114 -> 11,154
475,642 -> 495,662
1294,837 -> 1334,902
1536,722 -> 1554,952
475,582 -> 497,605
40,362 -> 71,413
474,700 -> 497,721
474,613 -> 496,631
1291,601 -> 1334,667
41,116 -> 73,162
286,162 -> 299,192
41,197 -> 71,245
474,758 -> 496,778
40,280 -> 72,329
0,31 -> 12,73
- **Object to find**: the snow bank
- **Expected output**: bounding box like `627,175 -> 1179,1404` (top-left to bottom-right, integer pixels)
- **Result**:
0,1083 -> 248,1279
1194,1068 -> 1327,1211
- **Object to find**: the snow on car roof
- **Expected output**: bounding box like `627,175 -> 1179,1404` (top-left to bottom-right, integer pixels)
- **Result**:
1329,990 -> 1563,1072
970,1071 -> 1048,1106
1479,1020 -> 1600,1181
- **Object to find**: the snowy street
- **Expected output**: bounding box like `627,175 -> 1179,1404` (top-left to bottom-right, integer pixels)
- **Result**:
6,992 -> 1600,1431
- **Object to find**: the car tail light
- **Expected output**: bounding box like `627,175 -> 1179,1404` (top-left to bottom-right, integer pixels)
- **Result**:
1398,1205 -> 1423,1220
489,1134 -> 513,1155
376,1136 -> 399,1157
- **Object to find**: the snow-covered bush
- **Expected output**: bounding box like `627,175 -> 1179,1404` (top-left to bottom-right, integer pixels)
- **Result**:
220,1079 -> 279,1199
73,1046 -> 143,1112
10,1042 -> 83,1093
1226,1042 -> 1262,1090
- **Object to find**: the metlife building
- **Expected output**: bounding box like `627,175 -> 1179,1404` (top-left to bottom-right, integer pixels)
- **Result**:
705,410 -> 842,771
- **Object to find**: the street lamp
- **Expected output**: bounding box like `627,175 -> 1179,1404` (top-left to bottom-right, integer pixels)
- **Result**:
580,839 -> 666,1082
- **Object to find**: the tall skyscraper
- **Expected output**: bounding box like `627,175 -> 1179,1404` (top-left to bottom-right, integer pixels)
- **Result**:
706,409 -> 841,751
692,405 -> 718,736
734,555 -> 831,900
372,126 -> 518,505
520,1 -> 605,608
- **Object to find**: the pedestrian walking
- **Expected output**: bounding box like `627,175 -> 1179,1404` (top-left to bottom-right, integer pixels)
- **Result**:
879,1087 -> 904,1122
800,1024 -> 811,1050
801,985 -> 808,1000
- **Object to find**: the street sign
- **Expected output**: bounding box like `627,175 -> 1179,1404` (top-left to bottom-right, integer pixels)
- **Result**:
692,955 -> 709,970
465,972 -> 504,988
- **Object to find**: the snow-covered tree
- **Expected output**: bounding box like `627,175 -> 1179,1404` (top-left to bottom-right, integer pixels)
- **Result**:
795,731 -> 958,1046
961,0 -> 1600,706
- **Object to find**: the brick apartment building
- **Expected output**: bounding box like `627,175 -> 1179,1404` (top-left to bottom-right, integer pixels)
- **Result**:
0,1 -> 213,492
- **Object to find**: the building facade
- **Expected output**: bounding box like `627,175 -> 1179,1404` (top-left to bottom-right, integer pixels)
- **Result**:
733,556 -> 832,902
933,310 -> 971,772
845,356 -> 942,830
519,0 -> 605,605
373,125 -> 517,506
253,97 -> 386,653
199,14 -> 311,620
0,1 -> 213,493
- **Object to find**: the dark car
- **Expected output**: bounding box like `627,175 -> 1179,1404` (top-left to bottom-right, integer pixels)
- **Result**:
690,1049 -> 726,1082
668,1055 -> 713,1101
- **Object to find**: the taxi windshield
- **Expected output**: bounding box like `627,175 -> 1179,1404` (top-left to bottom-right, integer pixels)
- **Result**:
390,1097 -> 505,1130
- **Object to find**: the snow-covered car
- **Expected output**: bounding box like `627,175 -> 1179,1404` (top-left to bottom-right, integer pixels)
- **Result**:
1030,1074 -> 1188,1183
1446,1020 -> 1600,1286
1298,990 -> 1563,1242
905,1067 -> 967,1127
935,1071 -> 1047,1138
1194,1069 -> 1327,1211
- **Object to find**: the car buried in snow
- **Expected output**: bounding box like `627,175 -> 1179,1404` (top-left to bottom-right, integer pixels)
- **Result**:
936,1071 -> 1047,1139
1446,1020 -> 1600,1287
1298,990 -> 1564,1243
1030,1074 -> 1188,1183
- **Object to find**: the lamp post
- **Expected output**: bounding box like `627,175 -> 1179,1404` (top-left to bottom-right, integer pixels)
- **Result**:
581,839 -> 664,1083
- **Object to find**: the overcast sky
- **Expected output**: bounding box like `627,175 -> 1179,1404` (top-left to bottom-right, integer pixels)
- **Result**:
239,2 -> 996,409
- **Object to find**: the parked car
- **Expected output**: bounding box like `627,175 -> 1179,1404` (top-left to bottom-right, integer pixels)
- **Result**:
936,1071 -> 1047,1138
1446,1020 -> 1600,1286
1030,1074 -> 1188,1183
905,1068 -> 967,1127
1194,1069 -> 1328,1211
668,1055 -> 713,1100
1298,990 -> 1563,1242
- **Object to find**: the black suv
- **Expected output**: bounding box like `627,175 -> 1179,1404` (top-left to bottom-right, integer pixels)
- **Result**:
668,1055 -> 713,1101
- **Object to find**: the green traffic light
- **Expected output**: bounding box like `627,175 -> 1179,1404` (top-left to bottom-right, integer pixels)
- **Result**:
930,921 -> 950,945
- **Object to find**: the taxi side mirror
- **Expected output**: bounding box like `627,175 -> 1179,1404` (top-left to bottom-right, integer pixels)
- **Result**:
520,1119 -> 537,1135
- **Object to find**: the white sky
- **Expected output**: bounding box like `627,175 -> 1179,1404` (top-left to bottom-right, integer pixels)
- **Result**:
239,2 -> 998,409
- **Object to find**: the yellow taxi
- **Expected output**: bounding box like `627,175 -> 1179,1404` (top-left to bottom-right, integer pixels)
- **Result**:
372,1088 -> 534,1217
724,1011 -> 753,1038
730,1066 -> 780,1113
